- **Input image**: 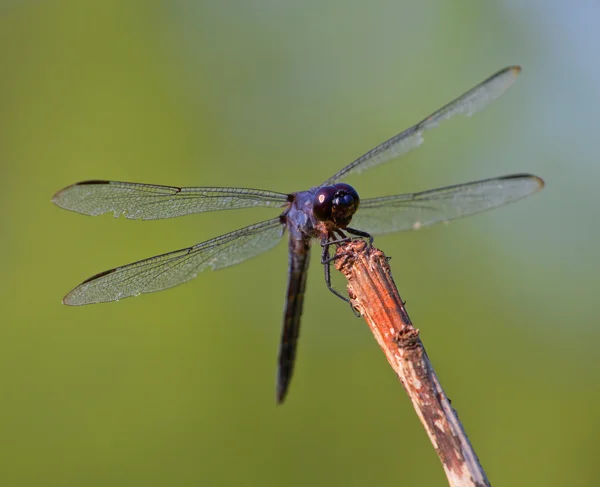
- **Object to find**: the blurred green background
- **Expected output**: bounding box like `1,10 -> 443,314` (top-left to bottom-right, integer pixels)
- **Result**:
1,0 -> 599,486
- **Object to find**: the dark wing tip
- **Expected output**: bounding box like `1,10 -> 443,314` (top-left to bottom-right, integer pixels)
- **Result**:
487,65 -> 521,87
502,173 -> 545,192
61,293 -> 74,306
53,180 -> 111,204
531,175 -> 545,190
79,267 -> 117,285
75,180 -> 112,185
496,65 -> 521,79
52,186 -> 71,205
62,268 -> 117,306
509,65 -> 522,75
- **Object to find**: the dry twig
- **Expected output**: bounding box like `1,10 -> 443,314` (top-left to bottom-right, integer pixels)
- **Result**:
335,240 -> 490,487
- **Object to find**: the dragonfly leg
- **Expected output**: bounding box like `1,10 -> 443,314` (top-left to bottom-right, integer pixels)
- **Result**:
321,231 -> 351,247
321,230 -> 351,264
344,227 -> 374,245
321,239 -> 348,301
321,237 -> 361,317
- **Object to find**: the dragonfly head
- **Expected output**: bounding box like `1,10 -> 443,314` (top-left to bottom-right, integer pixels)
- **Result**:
313,183 -> 360,228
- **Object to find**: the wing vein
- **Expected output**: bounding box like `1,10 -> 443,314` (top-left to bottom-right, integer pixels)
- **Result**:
323,66 -> 521,184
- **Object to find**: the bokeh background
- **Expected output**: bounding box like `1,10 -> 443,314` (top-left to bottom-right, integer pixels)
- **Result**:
1,1 -> 599,486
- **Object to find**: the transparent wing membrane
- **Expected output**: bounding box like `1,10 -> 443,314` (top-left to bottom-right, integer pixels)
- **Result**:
52,64 -> 545,405
324,66 -> 521,184
53,180 -> 288,220
63,218 -> 284,305
350,174 -> 544,235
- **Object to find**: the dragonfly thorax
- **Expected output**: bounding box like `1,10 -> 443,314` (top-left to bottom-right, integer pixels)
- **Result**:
312,183 -> 360,228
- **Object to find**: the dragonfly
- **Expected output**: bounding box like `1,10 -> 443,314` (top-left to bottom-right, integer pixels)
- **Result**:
53,66 -> 544,403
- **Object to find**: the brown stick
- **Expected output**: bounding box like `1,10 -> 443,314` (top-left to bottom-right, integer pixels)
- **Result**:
335,240 -> 490,487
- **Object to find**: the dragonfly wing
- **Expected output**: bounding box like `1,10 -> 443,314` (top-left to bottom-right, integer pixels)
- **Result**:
53,180 -> 288,220
63,217 -> 284,305
350,174 -> 544,235
277,236 -> 311,404
324,66 -> 521,185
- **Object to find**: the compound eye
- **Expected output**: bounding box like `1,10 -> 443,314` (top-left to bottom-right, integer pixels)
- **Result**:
313,186 -> 336,222
332,183 -> 360,209
329,183 -> 360,227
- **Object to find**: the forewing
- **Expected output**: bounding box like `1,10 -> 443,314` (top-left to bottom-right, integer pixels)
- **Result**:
53,180 -> 288,220
324,66 -> 521,184
350,174 -> 544,235
63,218 -> 284,305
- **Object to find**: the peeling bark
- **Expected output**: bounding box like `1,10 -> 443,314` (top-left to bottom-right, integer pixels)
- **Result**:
335,240 -> 490,487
